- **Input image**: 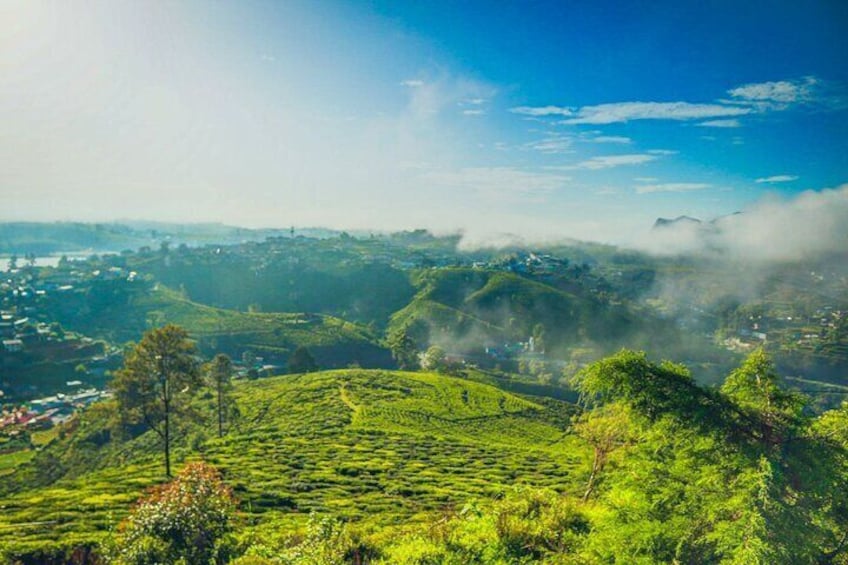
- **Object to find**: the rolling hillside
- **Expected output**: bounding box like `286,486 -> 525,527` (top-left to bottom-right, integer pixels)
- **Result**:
390,268 -> 673,360
0,369 -> 582,557
41,282 -> 390,367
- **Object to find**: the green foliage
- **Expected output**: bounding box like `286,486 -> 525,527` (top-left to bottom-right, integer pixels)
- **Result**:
420,345 -> 446,372
107,461 -> 236,565
287,347 -> 318,374
0,369 -> 580,558
376,488 -> 590,564
242,514 -> 356,565
6,351 -> 848,563
208,354 -> 234,438
110,324 -> 202,477
386,326 -> 420,370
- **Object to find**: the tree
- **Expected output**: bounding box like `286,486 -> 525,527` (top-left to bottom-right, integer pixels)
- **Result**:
572,402 -> 634,501
420,345 -> 447,372
288,346 -> 318,374
111,324 -> 201,477
388,327 -> 419,370
110,461 -> 236,565
208,354 -> 233,438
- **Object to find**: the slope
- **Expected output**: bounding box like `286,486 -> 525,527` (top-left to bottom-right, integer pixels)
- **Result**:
0,369 -> 582,556
42,282 -> 390,367
389,268 -> 641,358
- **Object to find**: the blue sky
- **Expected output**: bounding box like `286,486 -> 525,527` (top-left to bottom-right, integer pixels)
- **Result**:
1,0 -> 846,243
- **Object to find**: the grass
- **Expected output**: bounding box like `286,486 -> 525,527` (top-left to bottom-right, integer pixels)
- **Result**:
0,369 -> 585,555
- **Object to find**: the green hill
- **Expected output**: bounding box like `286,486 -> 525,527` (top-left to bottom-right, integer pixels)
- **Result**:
390,268 -> 672,359
42,283 -> 390,367
0,369 -> 581,557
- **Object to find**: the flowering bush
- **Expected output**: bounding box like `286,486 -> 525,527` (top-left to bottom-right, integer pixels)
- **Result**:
109,461 -> 236,565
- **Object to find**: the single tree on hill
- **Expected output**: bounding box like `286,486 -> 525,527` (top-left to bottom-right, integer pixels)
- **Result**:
207,353 -> 233,438
288,346 -> 318,374
388,327 -> 420,370
111,324 -> 201,477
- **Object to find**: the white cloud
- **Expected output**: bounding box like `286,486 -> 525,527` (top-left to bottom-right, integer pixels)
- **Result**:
421,167 -> 570,200
728,77 -> 817,106
697,119 -> 741,128
725,76 -> 847,112
401,79 -> 425,87
635,182 -> 711,194
647,149 -> 678,155
522,135 -> 573,154
635,184 -> 848,261
591,135 -> 632,144
755,175 -> 798,184
463,109 -> 485,116
510,105 -> 573,117
634,177 -> 659,183
558,101 -> 751,124
565,154 -> 657,170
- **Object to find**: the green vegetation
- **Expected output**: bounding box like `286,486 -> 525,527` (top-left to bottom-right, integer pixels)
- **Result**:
112,324 -> 202,477
3,347 -> 848,563
42,283 -> 389,368
0,367 -> 580,561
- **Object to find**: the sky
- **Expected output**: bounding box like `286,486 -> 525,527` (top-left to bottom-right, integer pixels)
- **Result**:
1,0 -> 847,245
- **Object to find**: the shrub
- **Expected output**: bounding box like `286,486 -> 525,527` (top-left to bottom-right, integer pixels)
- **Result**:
107,461 -> 236,565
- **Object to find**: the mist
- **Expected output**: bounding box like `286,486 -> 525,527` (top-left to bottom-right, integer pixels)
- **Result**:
632,184 -> 848,262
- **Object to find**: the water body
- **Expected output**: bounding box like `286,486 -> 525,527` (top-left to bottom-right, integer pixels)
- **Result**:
1,254 -> 94,271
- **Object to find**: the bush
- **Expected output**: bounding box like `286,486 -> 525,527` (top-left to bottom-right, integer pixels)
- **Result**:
107,461 -> 236,565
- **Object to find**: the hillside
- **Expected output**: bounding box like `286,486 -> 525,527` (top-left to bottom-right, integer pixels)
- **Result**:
0,369 -> 581,557
41,282 -> 390,368
388,268 -> 719,370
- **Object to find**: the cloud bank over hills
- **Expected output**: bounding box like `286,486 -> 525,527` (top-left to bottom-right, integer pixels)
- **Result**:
635,184 -> 848,261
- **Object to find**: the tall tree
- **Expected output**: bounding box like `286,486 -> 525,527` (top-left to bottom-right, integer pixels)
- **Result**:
111,324 -> 201,477
208,353 -> 233,438
387,326 -> 419,370
288,346 -> 318,374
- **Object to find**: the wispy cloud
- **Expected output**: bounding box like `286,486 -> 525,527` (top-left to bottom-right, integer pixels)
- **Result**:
403,74 -> 496,120
755,174 -> 798,183
522,134 -> 573,155
727,77 -> 816,107
565,154 -> 657,170
697,119 -> 741,128
591,135 -> 632,144
510,105 -> 573,117
647,149 -> 677,155
636,182 -> 711,194
725,76 -> 846,112
558,102 -> 751,124
463,109 -> 485,116
422,167 -> 570,200
509,76 -> 843,129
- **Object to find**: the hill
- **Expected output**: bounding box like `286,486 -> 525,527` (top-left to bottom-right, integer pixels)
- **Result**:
0,369 -> 581,558
41,282 -> 390,368
388,268 -> 720,370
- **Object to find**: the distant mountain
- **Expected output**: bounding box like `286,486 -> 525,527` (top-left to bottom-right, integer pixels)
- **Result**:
0,221 -> 343,255
652,215 -> 702,230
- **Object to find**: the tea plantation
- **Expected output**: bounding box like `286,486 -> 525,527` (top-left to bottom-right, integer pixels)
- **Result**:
0,369 -> 584,557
